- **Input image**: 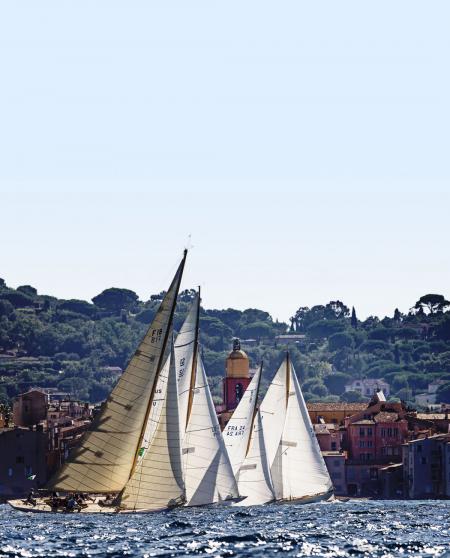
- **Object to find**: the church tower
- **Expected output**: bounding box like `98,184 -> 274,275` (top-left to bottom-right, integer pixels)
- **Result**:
223,338 -> 251,412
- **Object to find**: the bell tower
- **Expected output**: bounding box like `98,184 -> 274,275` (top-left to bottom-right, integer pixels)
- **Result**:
223,338 -> 251,412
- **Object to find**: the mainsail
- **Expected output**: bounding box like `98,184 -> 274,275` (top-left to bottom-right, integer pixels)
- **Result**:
47,252 -> 187,494
183,356 -> 239,506
118,340 -> 185,511
270,355 -> 333,501
223,365 -> 262,476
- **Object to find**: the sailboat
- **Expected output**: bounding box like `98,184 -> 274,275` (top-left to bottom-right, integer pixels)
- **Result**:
264,353 -> 334,504
224,353 -> 333,506
223,364 -> 276,506
9,251 -> 188,513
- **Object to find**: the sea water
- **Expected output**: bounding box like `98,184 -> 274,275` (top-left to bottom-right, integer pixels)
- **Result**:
0,500 -> 448,557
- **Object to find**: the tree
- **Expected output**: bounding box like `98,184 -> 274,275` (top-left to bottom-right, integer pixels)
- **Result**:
414,294 -> 450,315
324,301 -> 350,320
436,382 -> 450,403
58,299 -> 97,317
307,319 -> 346,340
324,372 -> 352,395
351,307 -> 358,329
17,285 -> 37,297
328,332 -> 353,351
435,314 -> 450,341
92,288 -> 139,313
393,308 -> 402,322
240,321 -> 273,340
341,390 -> 367,403
0,289 -> 34,308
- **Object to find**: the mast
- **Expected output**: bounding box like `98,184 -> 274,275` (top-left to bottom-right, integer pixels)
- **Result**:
128,249 -> 187,480
245,360 -> 263,457
286,351 -> 290,407
185,286 -> 201,429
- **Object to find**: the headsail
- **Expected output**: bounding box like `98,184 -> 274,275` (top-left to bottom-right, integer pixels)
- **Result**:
183,356 -> 239,506
118,340 -> 185,511
140,292 -> 200,452
236,410 -> 275,505
223,365 -> 261,476
258,358 -> 288,468
47,252 -> 186,494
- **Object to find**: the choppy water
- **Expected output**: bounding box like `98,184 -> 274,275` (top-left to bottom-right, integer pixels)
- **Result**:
0,500 -> 449,558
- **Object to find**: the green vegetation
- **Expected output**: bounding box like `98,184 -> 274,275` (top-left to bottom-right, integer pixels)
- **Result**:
1,278 -> 450,407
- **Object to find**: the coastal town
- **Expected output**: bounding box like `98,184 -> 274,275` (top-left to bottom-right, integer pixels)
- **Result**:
1,338 -> 449,502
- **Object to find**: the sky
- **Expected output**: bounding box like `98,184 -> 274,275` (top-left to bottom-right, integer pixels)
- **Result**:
0,1 -> 449,323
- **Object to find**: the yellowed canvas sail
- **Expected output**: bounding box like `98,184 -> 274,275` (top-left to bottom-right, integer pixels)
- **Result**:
118,341 -> 185,511
47,253 -> 186,493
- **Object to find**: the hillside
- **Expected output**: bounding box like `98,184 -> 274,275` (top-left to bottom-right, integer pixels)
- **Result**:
1,278 -> 450,406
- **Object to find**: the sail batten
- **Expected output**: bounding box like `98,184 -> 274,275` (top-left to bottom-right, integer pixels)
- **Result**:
47,253 -> 186,494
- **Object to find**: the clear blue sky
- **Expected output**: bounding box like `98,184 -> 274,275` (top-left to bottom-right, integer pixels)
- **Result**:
1,1 -> 449,323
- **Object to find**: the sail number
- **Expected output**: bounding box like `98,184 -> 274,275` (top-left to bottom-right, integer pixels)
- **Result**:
225,425 -> 246,437
178,357 -> 186,379
151,328 -> 163,344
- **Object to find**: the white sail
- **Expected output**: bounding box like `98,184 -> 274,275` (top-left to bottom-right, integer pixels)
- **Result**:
119,341 -> 185,511
235,410 -> 275,506
258,359 -> 288,468
272,361 -> 333,501
48,254 -> 186,494
223,366 -> 261,476
140,294 -> 199,453
183,357 -> 239,506
175,294 -> 199,434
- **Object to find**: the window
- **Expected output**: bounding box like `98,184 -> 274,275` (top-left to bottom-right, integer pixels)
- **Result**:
359,441 -> 365,448
381,428 -> 386,437
367,440 -> 373,448
331,442 -> 337,451
421,457 -> 427,465
387,428 -> 393,437
360,428 -> 365,437
367,428 -> 373,436
8,468 -> 13,477
393,428 -> 398,438
417,444 -> 422,453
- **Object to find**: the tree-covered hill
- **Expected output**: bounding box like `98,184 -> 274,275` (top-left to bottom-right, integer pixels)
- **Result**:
1,277 -> 450,406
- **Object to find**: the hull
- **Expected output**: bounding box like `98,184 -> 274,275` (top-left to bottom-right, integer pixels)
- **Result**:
8,497 -> 119,514
276,488 -> 334,505
7,498 -> 177,514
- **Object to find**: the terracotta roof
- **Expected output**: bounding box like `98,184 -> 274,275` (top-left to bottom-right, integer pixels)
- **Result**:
374,412 -> 399,423
306,403 -> 367,411
350,419 -> 375,425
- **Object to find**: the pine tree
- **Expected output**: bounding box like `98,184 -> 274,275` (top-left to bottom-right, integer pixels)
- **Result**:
351,306 -> 358,329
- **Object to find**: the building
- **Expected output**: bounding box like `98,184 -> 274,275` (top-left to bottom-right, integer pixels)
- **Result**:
314,423 -> 343,452
345,378 -> 390,398
275,334 -> 306,346
13,389 -> 48,427
0,426 -> 48,498
343,391 -> 410,496
323,452 -> 346,495
217,339 -> 251,428
415,380 -> 447,408
307,402 -> 367,426
402,434 -> 450,499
